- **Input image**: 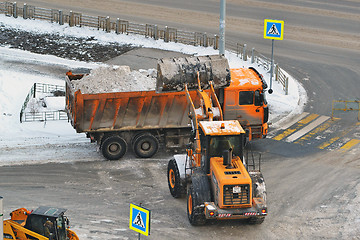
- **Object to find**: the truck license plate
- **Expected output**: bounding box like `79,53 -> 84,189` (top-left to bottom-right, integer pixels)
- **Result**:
233,186 -> 241,193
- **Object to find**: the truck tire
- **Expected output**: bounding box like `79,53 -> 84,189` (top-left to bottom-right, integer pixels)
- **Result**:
132,133 -> 159,158
101,135 -> 127,160
187,169 -> 211,226
167,158 -> 184,198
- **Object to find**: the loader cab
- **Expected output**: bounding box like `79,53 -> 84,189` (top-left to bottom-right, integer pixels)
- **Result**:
24,206 -> 69,240
198,120 -> 246,174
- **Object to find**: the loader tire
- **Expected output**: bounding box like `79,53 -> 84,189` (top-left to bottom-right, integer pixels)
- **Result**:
250,172 -> 267,202
187,170 -> 211,226
101,135 -> 127,160
167,158 -> 184,198
248,216 -> 265,224
132,133 -> 159,158
187,185 -> 206,226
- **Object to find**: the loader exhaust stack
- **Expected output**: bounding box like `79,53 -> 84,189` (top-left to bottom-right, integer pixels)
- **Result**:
156,55 -> 231,92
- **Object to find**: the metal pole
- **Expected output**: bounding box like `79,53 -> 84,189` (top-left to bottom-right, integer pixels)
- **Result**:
269,39 -> 274,94
0,196 -> 3,240
219,0 -> 226,55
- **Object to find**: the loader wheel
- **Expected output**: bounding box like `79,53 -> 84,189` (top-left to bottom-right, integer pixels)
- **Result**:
132,133 -> 159,158
187,185 -> 206,226
167,158 -> 184,198
101,135 -> 127,160
248,216 -> 265,224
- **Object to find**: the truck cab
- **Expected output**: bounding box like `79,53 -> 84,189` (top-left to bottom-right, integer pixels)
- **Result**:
222,68 -> 269,140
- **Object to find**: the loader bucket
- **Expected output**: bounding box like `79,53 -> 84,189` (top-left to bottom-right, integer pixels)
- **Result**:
156,55 -> 231,92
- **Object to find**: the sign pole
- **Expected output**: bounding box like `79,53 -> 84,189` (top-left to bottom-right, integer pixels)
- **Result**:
138,203 -> 141,240
219,0 -> 226,55
269,39 -> 274,94
0,196 -> 3,240
263,19 -> 284,94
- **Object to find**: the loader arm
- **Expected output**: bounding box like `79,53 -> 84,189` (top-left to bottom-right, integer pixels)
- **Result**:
3,220 -> 48,240
184,73 -> 225,166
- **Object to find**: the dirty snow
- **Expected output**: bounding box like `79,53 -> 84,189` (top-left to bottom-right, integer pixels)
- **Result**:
72,65 -> 157,94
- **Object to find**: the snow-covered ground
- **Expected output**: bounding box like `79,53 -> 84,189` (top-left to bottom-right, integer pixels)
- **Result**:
0,15 -> 307,165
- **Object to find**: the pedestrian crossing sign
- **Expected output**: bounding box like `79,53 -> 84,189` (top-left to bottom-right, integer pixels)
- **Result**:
264,19 -> 284,40
129,204 -> 151,236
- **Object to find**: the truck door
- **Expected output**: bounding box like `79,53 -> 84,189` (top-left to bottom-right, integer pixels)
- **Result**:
223,89 -> 263,128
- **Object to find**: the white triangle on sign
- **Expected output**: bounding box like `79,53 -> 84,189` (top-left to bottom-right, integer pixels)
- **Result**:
268,24 -> 280,35
133,212 -> 145,228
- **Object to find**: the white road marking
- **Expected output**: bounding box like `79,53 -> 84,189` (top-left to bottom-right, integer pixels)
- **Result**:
278,112 -> 310,130
285,115 -> 330,142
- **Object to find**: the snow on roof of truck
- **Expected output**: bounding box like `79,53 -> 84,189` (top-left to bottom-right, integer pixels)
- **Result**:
228,68 -> 263,90
199,120 -> 245,136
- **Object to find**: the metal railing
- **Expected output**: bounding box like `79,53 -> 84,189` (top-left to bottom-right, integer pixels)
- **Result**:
1,1 -> 288,94
20,83 -> 66,122
331,100 -> 360,121
22,111 -> 68,122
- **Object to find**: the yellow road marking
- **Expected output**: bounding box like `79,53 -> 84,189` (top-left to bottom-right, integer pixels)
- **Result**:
318,122 -> 360,149
340,139 -> 360,152
295,118 -> 338,144
273,113 -> 319,141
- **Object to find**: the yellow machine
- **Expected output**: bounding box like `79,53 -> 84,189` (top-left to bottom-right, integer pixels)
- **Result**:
166,74 -> 267,225
3,206 -> 79,240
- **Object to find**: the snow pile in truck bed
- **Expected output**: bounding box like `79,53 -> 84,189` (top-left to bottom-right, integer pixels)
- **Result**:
72,65 -> 157,94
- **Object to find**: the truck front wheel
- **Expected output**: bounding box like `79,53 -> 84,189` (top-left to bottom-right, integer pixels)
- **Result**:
101,135 -> 127,160
132,133 -> 159,158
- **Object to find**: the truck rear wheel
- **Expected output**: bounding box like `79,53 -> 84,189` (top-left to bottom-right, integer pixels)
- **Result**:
132,133 -> 159,158
101,135 -> 127,160
167,158 -> 184,198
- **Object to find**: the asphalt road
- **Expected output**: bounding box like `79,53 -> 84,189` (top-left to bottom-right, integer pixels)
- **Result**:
1,1 -> 360,239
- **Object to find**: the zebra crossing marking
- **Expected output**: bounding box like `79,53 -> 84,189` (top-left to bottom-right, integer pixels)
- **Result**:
340,139 -> 360,152
272,113 -> 319,141
318,123 -> 359,149
286,115 -> 330,142
294,118 -> 339,144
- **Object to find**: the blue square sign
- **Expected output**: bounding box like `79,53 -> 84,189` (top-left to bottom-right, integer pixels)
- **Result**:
264,19 -> 284,40
129,204 -> 151,236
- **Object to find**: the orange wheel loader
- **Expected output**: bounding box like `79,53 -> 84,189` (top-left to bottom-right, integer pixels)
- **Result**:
165,72 -> 267,225
3,206 -> 79,240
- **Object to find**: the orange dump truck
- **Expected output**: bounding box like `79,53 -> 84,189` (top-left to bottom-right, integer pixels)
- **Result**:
65,56 -> 268,160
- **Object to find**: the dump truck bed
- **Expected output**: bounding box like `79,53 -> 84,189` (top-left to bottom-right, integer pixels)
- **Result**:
66,75 -> 197,133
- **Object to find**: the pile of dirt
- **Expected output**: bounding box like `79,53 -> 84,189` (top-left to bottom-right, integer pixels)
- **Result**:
0,27 -> 135,62
71,66 -> 157,94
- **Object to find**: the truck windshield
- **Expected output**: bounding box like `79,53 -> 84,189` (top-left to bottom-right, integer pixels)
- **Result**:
239,91 -> 254,105
209,135 -> 243,158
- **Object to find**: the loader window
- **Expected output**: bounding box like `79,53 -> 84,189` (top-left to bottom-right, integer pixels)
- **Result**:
239,91 -> 254,105
209,135 -> 243,158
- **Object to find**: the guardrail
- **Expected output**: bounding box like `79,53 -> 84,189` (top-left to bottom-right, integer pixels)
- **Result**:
22,111 -> 68,122
20,83 -> 66,122
331,100 -> 360,121
1,1 -> 288,94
